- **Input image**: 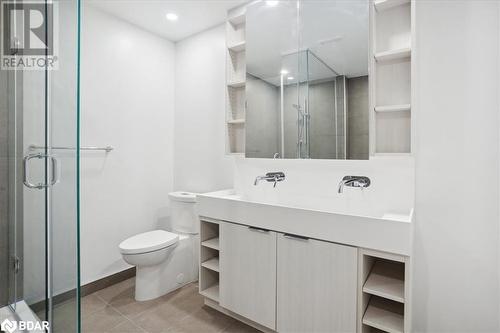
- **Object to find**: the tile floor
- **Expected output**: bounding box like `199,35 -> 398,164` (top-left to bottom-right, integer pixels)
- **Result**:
81,278 -> 260,333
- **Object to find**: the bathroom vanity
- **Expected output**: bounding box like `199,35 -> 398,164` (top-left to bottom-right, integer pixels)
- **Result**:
197,190 -> 413,333
214,0 -> 415,330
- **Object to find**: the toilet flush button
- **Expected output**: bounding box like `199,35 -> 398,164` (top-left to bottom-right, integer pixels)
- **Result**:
177,273 -> 185,284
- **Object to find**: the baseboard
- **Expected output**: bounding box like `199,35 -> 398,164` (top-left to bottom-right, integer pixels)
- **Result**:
30,267 -> 136,313
81,267 -> 136,297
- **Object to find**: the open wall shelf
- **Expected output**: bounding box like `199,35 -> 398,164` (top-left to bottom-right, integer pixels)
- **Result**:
227,85 -> 245,121
375,1 -> 411,53
370,0 -> 413,156
374,0 -> 410,12
227,49 -> 246,84
374,48 -> 411,62
226,5 -> 246,155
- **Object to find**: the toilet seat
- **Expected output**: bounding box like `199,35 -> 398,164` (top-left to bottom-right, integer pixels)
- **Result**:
119,230 -> 179,255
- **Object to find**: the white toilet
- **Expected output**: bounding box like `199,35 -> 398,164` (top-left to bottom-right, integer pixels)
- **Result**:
119,191 -> 199,301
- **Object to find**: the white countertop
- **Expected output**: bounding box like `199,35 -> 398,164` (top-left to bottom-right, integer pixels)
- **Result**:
197,189 -> 413,256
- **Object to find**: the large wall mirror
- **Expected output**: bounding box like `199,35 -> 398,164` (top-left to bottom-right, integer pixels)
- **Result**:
245,0 -> 369,159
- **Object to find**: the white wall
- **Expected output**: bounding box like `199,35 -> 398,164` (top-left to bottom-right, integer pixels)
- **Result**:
81,5 -> 175,284
174,25 -> 233,193
412,1 -> 499,331
234,157 -> 414,218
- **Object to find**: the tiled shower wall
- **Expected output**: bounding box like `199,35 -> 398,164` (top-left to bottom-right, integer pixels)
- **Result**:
347,76 -> 369,160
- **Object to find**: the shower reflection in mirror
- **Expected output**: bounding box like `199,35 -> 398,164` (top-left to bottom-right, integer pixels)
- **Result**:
245,0 -> 369,160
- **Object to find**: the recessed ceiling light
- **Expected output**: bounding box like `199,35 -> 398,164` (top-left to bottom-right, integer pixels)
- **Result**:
166,13 -> 178,21
266,1 -> 279,6
287,76 -> 294,80
280,69 -> 289,75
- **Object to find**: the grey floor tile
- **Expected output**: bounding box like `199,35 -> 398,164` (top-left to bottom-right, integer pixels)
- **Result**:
82,307 -> 128,333
82,294 -> 108,319
94,278 -> 135,304
222,320 -> 261,333
82,280 -> 258,333
107,287 -> 163,320
167,306 -> 234,333
133,301 -> 189,333
108,318 -> 147,333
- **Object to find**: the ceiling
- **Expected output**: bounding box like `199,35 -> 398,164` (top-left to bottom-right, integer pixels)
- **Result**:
86,0 -> 247,42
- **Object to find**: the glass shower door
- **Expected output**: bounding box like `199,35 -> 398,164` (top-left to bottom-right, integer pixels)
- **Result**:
1,0 -> 81,332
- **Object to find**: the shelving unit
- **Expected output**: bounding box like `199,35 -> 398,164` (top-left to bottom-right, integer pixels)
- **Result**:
374,48 -> 410,62
202,257 -> 220,272
199,219 -> 221,303
370,0 -> 413,156
363,260 -> 404,303
200,284 -> 219,303
374,0 -> 410,12
358,249 -> 411,333
363,297 -> 404,333
201,237 -> 219,250
227,119 -> 245,125
228,41 -> 246,52
374,104 -> 410,113
225,5 -> 247,155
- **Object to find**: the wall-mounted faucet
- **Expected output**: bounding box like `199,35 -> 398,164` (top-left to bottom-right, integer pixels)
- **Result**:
337,176 -> 371,193
254,172 -> 286,188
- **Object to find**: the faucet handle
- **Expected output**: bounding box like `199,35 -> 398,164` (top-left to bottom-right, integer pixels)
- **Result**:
338,176 -> 371,193
255,172 -> 286,187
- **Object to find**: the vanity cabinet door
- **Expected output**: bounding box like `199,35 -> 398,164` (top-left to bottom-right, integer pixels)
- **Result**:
277,234 -> 358,333
220,222 -> 277,330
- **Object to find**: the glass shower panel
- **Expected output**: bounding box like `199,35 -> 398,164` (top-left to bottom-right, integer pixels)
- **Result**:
245,0 -> 300,159
299,0 -> 350,159
306,51 -> 340,159
22,43 -> 50,324
48,0 -> 81,331
1,0 -> 81,331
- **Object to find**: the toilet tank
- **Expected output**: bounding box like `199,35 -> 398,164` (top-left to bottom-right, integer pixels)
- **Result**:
169,192 -> 199,234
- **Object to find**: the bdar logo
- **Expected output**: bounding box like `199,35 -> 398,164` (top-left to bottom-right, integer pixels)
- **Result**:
1,318 -> 17,333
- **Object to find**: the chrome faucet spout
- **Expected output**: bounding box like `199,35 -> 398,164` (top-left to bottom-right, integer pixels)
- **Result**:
254,176 -> 266,186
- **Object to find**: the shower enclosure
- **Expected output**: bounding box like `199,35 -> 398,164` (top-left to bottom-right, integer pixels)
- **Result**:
281,49 -> 345,159
0,0 -> 81,331
245,0 -> 353,159
246,48 -> 345,159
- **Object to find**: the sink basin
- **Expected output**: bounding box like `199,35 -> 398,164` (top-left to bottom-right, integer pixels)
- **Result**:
197,189 -> 413,255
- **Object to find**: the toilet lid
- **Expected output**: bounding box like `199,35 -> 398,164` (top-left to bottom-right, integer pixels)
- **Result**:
119,230 -> 179,255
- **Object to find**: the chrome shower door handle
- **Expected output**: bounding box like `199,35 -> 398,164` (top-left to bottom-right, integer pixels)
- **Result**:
23,153 -> 60,189
23,153 -> 43,189
49,155 -> 60,186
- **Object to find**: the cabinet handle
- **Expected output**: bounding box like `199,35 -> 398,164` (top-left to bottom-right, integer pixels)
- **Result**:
248,226 -> 270,233
283,233 -> 309,241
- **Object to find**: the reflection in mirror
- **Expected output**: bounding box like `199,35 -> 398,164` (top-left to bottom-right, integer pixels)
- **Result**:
245,0 -> 369,160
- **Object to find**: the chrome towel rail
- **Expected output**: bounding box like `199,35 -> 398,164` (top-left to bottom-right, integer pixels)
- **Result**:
28,145 -> 114,152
